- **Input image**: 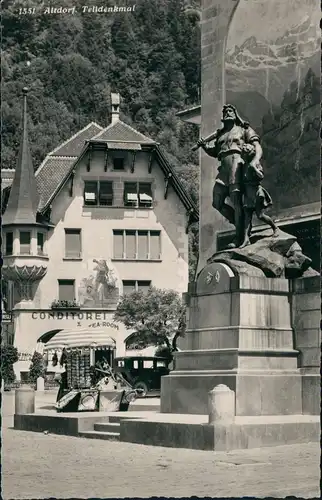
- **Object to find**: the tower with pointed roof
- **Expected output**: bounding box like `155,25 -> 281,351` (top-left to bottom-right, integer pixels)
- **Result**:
2,89 -> 50,307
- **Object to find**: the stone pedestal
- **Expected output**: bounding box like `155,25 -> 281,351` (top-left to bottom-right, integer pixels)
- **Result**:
15,385 -> 35,415
291,276 -> 320,415
36,377 -> 45,392
161,263 -> 318,417
208,385 -> 235,424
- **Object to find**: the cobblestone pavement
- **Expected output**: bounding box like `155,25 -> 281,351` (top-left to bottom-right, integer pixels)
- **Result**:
2,393 -> 320,499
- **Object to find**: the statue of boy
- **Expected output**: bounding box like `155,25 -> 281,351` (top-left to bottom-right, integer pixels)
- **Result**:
197,104 -> 264,248
240,143 -> 278,247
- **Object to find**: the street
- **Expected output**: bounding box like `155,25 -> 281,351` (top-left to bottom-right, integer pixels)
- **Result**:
1,391 -> 320,499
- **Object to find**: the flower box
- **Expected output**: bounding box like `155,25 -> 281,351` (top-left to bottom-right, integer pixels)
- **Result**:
50,300 -> 81,310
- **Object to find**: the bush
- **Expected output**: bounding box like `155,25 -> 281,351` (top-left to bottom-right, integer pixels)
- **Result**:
29,352 -> 46,383
155,345 -> 173,362
1,345 -> 18,385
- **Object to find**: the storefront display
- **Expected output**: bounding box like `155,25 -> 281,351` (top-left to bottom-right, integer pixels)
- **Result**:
43,330 -> 142,413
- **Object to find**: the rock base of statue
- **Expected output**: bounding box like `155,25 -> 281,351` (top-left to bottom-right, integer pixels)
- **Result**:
160,253 -> 320,418
209,228 -> 317,279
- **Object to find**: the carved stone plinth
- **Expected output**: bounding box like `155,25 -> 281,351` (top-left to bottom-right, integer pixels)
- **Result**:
161,262 -> 319,417
3,259 -> 48,306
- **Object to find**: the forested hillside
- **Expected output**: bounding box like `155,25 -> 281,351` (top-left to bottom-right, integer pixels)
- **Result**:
2,0 -> 200,172
2,0 -> 201,278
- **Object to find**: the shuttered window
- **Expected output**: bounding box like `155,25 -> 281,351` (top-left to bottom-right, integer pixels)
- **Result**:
19,231 -> 31,254
150,231 -> 161,260
84,181 -> 113,206
122,280 -> 151,295
124,182 -> 138,206
124,182 -> 153,207
5,232 -> 13,255
126,230 -> 136,259
113,230 -> 161,260
138,183 -> 153,207
113,230 -> 123,259
65,229 -> 81,258
137,231 -> 148,259
58,280 -> 75,301
84,181 -> 98,205
99,181 -> 113,206
37,233 -> 45,255
138,281 -> 151,294
122,280 -> 137,295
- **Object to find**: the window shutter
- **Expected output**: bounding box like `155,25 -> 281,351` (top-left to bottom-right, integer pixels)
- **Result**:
138,281 -> 151,294
122,280 -> 136,295
137,231 -> 148,259
125,230 -> 136,259
5,232 -> 13,255
99,181 -> 113,206
58,280 -> 75,301
37,233 -> 45,255
124,182 -> 138,206
113,230 -> 123,259
65,230 -> 81,258
138,183 -> 153,206
20,231 -> 31,254
150,231 -> 161,259
84,181 -> 98,205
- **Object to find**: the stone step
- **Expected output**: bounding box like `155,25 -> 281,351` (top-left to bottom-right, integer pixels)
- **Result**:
78,430 -> 120,441
108,414 -> 142,424
129,404 -> 160,412
94,422 -> 120,433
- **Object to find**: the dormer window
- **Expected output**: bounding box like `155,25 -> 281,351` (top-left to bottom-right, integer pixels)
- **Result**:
139,183 -> 153,207
124,182 -> 138,206
99,181 -> 113,206
19,231 -> 31,255
5,232 -> 13,255
124,182 -> 153,207
84,180 -> 113,206
113,157 -> 125,171
84,181 -> 98,205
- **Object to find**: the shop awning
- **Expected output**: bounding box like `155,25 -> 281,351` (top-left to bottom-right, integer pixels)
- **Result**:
43,327 -> 116,351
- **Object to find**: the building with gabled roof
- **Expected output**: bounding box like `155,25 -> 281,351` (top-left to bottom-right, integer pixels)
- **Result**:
2,91 -> 198,381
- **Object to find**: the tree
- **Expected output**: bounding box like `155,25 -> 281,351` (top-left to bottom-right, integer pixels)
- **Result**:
1,345 -> 19,387
114,287 -> 186,352
29,351 -> 46,383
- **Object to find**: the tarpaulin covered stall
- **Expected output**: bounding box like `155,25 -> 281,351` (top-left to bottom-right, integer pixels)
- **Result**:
42,328 -> 138,412
43,327 -> 116,350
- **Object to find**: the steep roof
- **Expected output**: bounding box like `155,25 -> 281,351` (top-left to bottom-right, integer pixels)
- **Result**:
3,88 -> 40,225
50,122 -> 104,157
34,122 -> 103,210
90,119 -> 156,144
2,119 -> 198,221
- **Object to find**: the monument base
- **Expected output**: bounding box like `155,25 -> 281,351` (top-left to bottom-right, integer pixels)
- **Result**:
161,263 -> 320,419
120,414 -> 320,451
161,369 -> 303,416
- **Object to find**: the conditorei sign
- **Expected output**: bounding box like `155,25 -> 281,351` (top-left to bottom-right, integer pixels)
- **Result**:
31,311 -> 119,330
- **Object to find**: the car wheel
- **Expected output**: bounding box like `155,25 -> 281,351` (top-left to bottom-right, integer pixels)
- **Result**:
134,381 -> 149,397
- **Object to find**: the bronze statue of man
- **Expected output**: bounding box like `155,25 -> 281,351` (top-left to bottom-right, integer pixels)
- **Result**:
197,104 -> 264,248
